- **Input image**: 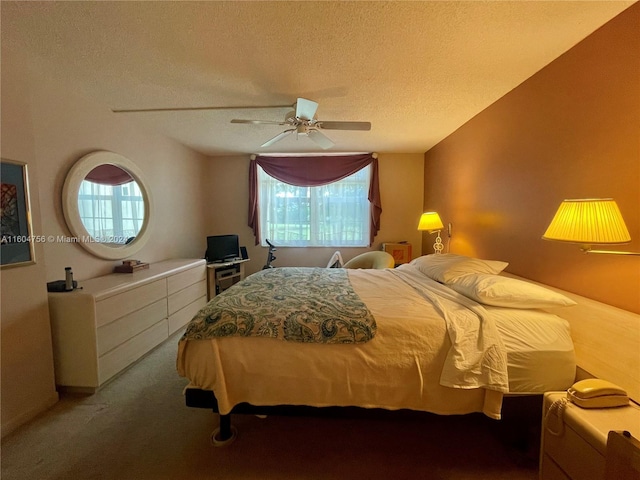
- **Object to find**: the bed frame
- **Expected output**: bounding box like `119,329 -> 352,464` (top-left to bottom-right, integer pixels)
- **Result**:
184,273 -> 640,446
185,389 -> 239,445
185,385 -> 544,447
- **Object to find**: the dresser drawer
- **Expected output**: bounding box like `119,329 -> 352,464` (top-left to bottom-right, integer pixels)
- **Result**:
96,279 -> 166,327
543,422 -> 605,480
98,319 -> 168,384
168,280 -> 206,315
168,295 -> 206,335
168,266 -> 206,295
97,299 -> 168,356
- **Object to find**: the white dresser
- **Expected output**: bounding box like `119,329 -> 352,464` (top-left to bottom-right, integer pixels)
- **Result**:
48,258 -> 206,392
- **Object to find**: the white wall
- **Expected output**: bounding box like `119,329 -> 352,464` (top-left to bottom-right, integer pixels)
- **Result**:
1,45 -> 59,436
1,45 -> 209,435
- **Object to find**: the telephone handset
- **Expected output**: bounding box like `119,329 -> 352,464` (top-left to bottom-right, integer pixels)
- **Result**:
545,379 -> 629,436
567,378 -> 629,409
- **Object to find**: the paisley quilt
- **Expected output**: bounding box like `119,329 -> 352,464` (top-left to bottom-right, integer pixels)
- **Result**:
181,267 -> 377,344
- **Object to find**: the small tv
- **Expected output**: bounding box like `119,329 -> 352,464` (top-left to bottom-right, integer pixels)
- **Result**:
206,234 -> 240,263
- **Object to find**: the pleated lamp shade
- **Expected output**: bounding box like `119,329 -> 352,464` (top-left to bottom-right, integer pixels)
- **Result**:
542,199 -> 631,245
418,212 -> 444,232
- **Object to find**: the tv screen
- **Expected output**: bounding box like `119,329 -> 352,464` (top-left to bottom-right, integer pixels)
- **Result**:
206,234 -> 240,263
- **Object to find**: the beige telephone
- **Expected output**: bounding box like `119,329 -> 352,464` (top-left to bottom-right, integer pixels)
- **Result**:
567,379 -> 629,409
545,379 -> 629,437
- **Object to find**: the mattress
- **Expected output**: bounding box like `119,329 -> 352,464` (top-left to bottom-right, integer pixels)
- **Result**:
490,306 -> 576,394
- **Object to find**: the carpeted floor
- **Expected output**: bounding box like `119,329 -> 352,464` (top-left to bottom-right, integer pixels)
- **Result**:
1,331 -> 539,479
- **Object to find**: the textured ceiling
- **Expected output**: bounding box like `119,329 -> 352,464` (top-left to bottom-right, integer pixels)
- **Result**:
1,1 -> 635,156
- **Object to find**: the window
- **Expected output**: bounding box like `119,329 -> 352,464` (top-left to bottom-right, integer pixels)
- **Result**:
78,179 -> 144,244
258,164 -> 371,247
249,153 -> 381,247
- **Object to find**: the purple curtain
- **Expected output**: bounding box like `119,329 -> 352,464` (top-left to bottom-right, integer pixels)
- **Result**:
248,154 -> 381,246
85,164 -> 133,186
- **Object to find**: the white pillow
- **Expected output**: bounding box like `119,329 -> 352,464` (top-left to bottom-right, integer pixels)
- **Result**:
447,274 -> 577,309
410,254 -> 508,283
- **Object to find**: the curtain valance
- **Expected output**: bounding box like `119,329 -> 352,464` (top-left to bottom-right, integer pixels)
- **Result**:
248,154 -> 381,246
85,164 -> 133,186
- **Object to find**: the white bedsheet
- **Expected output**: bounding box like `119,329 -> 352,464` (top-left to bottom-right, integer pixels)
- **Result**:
489,306 -> 576,393
178,265 -> 510,419
390,265 -> 509,392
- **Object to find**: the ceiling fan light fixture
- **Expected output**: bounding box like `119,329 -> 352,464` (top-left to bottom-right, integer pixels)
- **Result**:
233,97 -> 371,149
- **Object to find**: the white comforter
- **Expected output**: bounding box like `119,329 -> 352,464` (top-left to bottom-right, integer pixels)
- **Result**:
177,264 -> 508,419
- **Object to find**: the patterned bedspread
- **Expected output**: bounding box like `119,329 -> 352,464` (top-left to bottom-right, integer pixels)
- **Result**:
181,267 -> 377,344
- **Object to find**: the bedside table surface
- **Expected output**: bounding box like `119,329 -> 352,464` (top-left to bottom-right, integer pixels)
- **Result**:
545,392 -> 640,455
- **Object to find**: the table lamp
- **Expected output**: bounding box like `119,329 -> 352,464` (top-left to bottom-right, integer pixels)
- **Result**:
418,212 -> 445,254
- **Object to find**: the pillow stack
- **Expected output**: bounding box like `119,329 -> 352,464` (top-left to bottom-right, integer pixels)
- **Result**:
410,253 -> 508,283
410,254 -> 576,309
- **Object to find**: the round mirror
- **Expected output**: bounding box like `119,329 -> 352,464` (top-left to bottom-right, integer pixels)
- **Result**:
62,151 -> 152,260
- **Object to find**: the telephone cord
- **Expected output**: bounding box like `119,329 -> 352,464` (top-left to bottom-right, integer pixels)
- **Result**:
544,398 -> 568,437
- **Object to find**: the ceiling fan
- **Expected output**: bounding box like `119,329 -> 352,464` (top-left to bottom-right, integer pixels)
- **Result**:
231,98 -> 371,149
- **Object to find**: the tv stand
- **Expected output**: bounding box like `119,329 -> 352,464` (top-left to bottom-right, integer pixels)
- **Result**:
206,259 -> 249,300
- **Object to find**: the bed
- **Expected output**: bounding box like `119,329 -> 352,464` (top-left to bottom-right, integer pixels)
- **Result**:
177,254 -> 577,445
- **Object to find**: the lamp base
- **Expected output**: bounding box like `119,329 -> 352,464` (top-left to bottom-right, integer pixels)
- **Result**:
433,232 -> 444,254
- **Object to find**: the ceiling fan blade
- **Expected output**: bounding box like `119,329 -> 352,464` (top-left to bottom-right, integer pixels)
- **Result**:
231,119 -> 289,125
111,105 -> 291,113
307,129 -> 335,150
317,121 -> 371,131
261,129 -> 295,148
295,98 -> 319,121
112,104 -> 292,113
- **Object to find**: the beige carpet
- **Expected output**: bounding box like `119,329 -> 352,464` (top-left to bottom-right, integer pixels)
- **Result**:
1,331 -> 539,479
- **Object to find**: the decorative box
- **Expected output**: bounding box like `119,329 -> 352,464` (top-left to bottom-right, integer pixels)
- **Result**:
383,243 -> 412,265
113,259 -> 149,273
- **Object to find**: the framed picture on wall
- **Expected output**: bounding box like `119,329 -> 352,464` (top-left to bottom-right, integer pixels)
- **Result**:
1,159 -> 36,268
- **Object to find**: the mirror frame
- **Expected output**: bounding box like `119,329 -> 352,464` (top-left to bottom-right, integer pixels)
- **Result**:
62,151 -> 153,260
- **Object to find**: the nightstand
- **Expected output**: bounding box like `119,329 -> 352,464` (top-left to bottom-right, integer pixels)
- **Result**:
540,391 -> 640,480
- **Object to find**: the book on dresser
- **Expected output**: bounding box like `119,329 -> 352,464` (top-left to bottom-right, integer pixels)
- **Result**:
47,258 -> 207,393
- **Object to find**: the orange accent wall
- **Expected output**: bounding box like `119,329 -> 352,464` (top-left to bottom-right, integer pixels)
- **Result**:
423,4 -> 639,313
